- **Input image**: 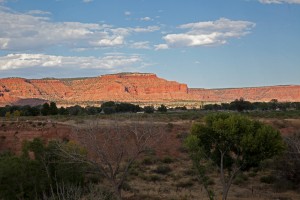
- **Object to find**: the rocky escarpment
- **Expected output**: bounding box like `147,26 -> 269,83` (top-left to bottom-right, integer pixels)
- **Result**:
189,85 -> 300,103
0,73 -> 189,106
1,73 -> 300,107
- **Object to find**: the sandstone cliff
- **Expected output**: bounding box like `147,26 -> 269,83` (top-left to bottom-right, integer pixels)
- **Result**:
189,85 -> 300,103
1,73 -> 300,106
0,73 -> 189,106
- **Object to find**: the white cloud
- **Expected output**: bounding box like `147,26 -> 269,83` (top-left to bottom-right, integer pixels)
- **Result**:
154,44 -> 169,50
0,53 -> 143,70
131,26 -> 160,33
140,17 -> 153,21
83,0 -> 93,2
124,11 -> 131,16
27,10 -> 51,15
130,41 -> 151,49
89,36 -> 124,47
156,18 -> 255,49
0,7 -> 160,51
259,0 -> 300,4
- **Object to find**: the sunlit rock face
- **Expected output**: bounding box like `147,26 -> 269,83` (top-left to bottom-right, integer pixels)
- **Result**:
189,85 -> 300,102
1,73 -> 300,107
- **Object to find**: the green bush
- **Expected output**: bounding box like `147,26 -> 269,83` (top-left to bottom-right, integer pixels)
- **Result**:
0,138 -> 87,200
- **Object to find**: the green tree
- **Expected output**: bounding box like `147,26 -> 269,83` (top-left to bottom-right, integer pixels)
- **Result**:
0,138 -> 87,200
0,152 -> 48,200
143,106 -> 154,113
230,97 -> 253,112
157,104 -> 167,112
49,102 -> 58,115
101,101 -> 116,109
41,103 -> 50,116
5,111 -> 11,120
58,106 -> 69,115
13,110 -> 21,121
185,113 -> 284,200
269,99 -> 278,110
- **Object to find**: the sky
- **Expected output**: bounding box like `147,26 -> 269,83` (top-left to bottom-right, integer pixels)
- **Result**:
0,0 -> 300,88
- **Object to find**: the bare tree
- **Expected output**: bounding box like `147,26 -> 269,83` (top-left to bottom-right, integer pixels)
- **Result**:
57,118 -> 164,200
285,133 -> 300,160
276,132 -> 300,186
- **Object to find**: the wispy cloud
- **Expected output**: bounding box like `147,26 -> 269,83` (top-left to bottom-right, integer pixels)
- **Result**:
130,41 -> 151,49
0,7 -> 160,51
140,17 -> 153,21
259,0 -> 300,4
124,11 -> 131,16
82,0 -> 93,3
154,44 -> 168,50
156,18 -> 255,49
0,53 -> 143,71
26,10 -> 52,15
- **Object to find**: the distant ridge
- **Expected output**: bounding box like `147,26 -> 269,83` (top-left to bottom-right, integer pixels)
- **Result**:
1,73 -> 300,107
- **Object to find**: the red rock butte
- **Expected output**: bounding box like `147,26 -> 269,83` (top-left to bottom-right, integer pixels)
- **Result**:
1,72 -> 300,107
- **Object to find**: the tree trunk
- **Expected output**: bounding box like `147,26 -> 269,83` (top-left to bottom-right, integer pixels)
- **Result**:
114,186 -> 122,200
222,183 -> 231,200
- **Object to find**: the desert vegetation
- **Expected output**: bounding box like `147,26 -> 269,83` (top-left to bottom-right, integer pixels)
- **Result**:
1,107 -> 300,199
203,98 -> 300,112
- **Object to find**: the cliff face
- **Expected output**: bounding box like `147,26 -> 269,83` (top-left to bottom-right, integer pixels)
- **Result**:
1,73 -> 300,107
189,85 -> 300,103
0,73 -> 189,106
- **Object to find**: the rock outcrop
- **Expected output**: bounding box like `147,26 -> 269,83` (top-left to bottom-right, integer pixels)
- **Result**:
1,72 -> 300,106
189,85 -> 300,103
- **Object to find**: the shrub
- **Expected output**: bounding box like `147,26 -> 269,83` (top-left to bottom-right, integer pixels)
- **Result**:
157,104 -> 167,112
260,175 -> 276,184
175,179 -> 194,188
183,168 -> 196,176
167,122 -> 174,131
273,179 -> 297,193
103,107 -> 116,114
144,106 -> 154,114
161,156 -> 174,164
233,173 -> 249,185
140,174 -> 161,182
141,157 -> 157,165
153,165 -> 171,175
121,182 -> 133,192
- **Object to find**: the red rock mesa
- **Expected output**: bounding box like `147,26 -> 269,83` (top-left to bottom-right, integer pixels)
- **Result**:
1,73 -> 300,107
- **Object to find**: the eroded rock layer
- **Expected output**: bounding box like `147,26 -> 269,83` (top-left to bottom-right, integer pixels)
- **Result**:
1,73 -> 300,106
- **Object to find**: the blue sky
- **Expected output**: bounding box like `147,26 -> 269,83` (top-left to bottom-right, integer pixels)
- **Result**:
0,0 -> 299,88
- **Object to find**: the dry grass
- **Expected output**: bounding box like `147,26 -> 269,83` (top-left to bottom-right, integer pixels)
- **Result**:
1,113 -> 300,199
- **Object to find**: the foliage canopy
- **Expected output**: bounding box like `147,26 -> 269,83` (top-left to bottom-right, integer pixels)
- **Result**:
186,113 -> 285,200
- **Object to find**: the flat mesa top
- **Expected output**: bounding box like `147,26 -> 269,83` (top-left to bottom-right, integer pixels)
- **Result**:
102,72 -> 156,77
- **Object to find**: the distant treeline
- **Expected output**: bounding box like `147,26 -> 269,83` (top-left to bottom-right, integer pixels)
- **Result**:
203,98 -> 300,112
0,101 -> 171,117
2,98 -> 298,117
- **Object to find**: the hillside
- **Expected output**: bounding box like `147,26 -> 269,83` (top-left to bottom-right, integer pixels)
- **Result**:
1,73 -> 300,106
